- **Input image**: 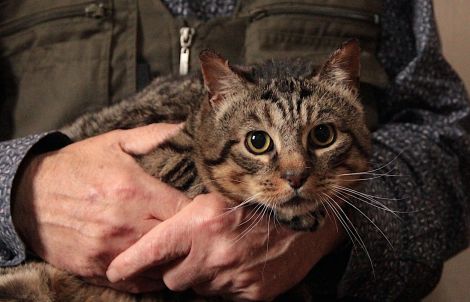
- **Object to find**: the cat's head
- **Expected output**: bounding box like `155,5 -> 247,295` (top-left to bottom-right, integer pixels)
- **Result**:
194,40 -> 371,231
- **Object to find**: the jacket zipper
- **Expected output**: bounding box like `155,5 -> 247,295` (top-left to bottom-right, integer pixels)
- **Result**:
250,4 -> 380,25
0,1 -> 111,37
179,26 -> 196,75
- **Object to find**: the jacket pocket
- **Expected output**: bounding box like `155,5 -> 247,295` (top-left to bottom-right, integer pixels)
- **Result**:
0,0 -> 113,138
243,2 -> 388,88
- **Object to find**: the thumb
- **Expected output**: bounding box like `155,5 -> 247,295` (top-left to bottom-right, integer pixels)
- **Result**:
106,214 -> 192,283
119,123 -> 184,155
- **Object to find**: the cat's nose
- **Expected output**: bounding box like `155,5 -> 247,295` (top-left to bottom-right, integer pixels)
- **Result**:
282,171 -> 308,189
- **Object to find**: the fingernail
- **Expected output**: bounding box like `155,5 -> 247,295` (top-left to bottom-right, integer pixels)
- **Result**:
106,268 -> 120,283
174,122 -> 185,131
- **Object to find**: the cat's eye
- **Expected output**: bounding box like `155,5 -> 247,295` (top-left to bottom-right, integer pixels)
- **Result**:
310,124 -> 336,147
245,131 -> 273,155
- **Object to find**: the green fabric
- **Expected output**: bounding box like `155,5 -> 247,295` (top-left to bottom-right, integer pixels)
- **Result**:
0,0 -> 385,139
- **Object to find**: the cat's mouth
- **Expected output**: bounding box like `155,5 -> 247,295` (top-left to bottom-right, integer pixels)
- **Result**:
267,194 -> 326,231
280,196 -> 310,208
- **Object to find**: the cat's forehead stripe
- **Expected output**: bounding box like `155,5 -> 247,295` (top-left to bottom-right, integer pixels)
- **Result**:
262,104 -> 274,128
260,89 -> 279,102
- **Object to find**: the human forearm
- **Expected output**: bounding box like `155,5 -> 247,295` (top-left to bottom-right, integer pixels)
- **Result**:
10,124 -> 189,292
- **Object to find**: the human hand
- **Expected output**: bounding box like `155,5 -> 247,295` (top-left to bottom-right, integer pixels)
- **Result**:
12,123 -> 190,293
107,193 -> 344,301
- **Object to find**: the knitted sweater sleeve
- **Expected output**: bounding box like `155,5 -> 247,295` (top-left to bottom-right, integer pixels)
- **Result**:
337,0 -> 470,300
0,132 -> 71,266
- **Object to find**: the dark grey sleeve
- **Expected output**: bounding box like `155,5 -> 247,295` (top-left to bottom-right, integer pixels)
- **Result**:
337,0 -> 470,300
0,133 -> 71,266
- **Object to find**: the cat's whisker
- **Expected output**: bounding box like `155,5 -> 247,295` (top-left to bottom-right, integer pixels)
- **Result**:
335,154 -> 404,180
329,190 -> 394,250
323,198 -> 360,254
262,208 -> 273,278
233,203 -> 268,242
237,202 -> 265,228
334,190 -> 402,219
211,193 -> 261,222
339,176 -> 401,182
322,193 -> 375,276
332,187 -> 402,216
332,184 -> 407,202
336,171 -> 404,182
318,194 -> 338,232
364,151 -> 404,173
224,192 -> 262,213
320,194 -> 357,246
337,170 -> 402,178
321,196 -> 361,261
264,196 -> 281,231
332,185 -> 419,216
232,204 -> 269,245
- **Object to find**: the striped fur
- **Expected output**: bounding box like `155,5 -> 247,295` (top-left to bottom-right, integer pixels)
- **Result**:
2,41 -> 371,301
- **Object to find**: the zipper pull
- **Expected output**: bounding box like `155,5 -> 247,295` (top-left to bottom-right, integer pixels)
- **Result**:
179,27 -> 195,75
85,2 -> 109,19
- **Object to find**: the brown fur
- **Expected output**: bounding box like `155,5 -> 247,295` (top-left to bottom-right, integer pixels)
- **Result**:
1,40 -> 370,301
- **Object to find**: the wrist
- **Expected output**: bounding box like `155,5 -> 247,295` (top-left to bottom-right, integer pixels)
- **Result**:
11,132 -> 71,248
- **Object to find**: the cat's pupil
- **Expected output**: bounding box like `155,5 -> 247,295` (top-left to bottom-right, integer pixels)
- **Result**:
251,132 -> 267,149
314,125 -> 331,143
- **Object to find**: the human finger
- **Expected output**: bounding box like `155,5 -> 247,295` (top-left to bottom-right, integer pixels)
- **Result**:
162,259 -> 213,292
106,216 -> 191,283
142,177 -> 192,220
118,123 -> 184,155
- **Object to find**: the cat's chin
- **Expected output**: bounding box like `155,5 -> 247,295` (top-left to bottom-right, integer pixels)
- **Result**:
275,207 -> 327,232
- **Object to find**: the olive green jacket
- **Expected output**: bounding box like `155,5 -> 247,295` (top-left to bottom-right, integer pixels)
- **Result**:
0,0 -> 386,139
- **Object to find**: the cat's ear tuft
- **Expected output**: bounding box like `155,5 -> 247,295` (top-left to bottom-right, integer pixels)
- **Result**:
315,39 -> 361,93
199,49 -> 251,107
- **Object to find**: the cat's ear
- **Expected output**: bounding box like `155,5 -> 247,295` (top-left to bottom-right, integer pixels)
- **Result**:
199,50 -> 252,107
314,39 -> 361,93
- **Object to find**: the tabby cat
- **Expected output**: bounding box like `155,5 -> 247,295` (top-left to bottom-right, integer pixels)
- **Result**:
0,40 -> 370,301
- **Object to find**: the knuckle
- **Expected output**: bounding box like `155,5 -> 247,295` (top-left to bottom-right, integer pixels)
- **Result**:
235,272 -> 260,291
245,285 -> 268,301
84,183 -> 106,203
107,177 -> 139,201
200,216 -> 225,235
195,204 -> 228,234
85,244 -> 107,262
93,223 -> 131,240
115,185 -> 138,201
209,246 -> 238,269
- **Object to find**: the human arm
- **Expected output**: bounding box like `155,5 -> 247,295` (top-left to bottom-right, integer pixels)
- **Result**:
4,124 -> 191,293
0,132 -> 70,266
